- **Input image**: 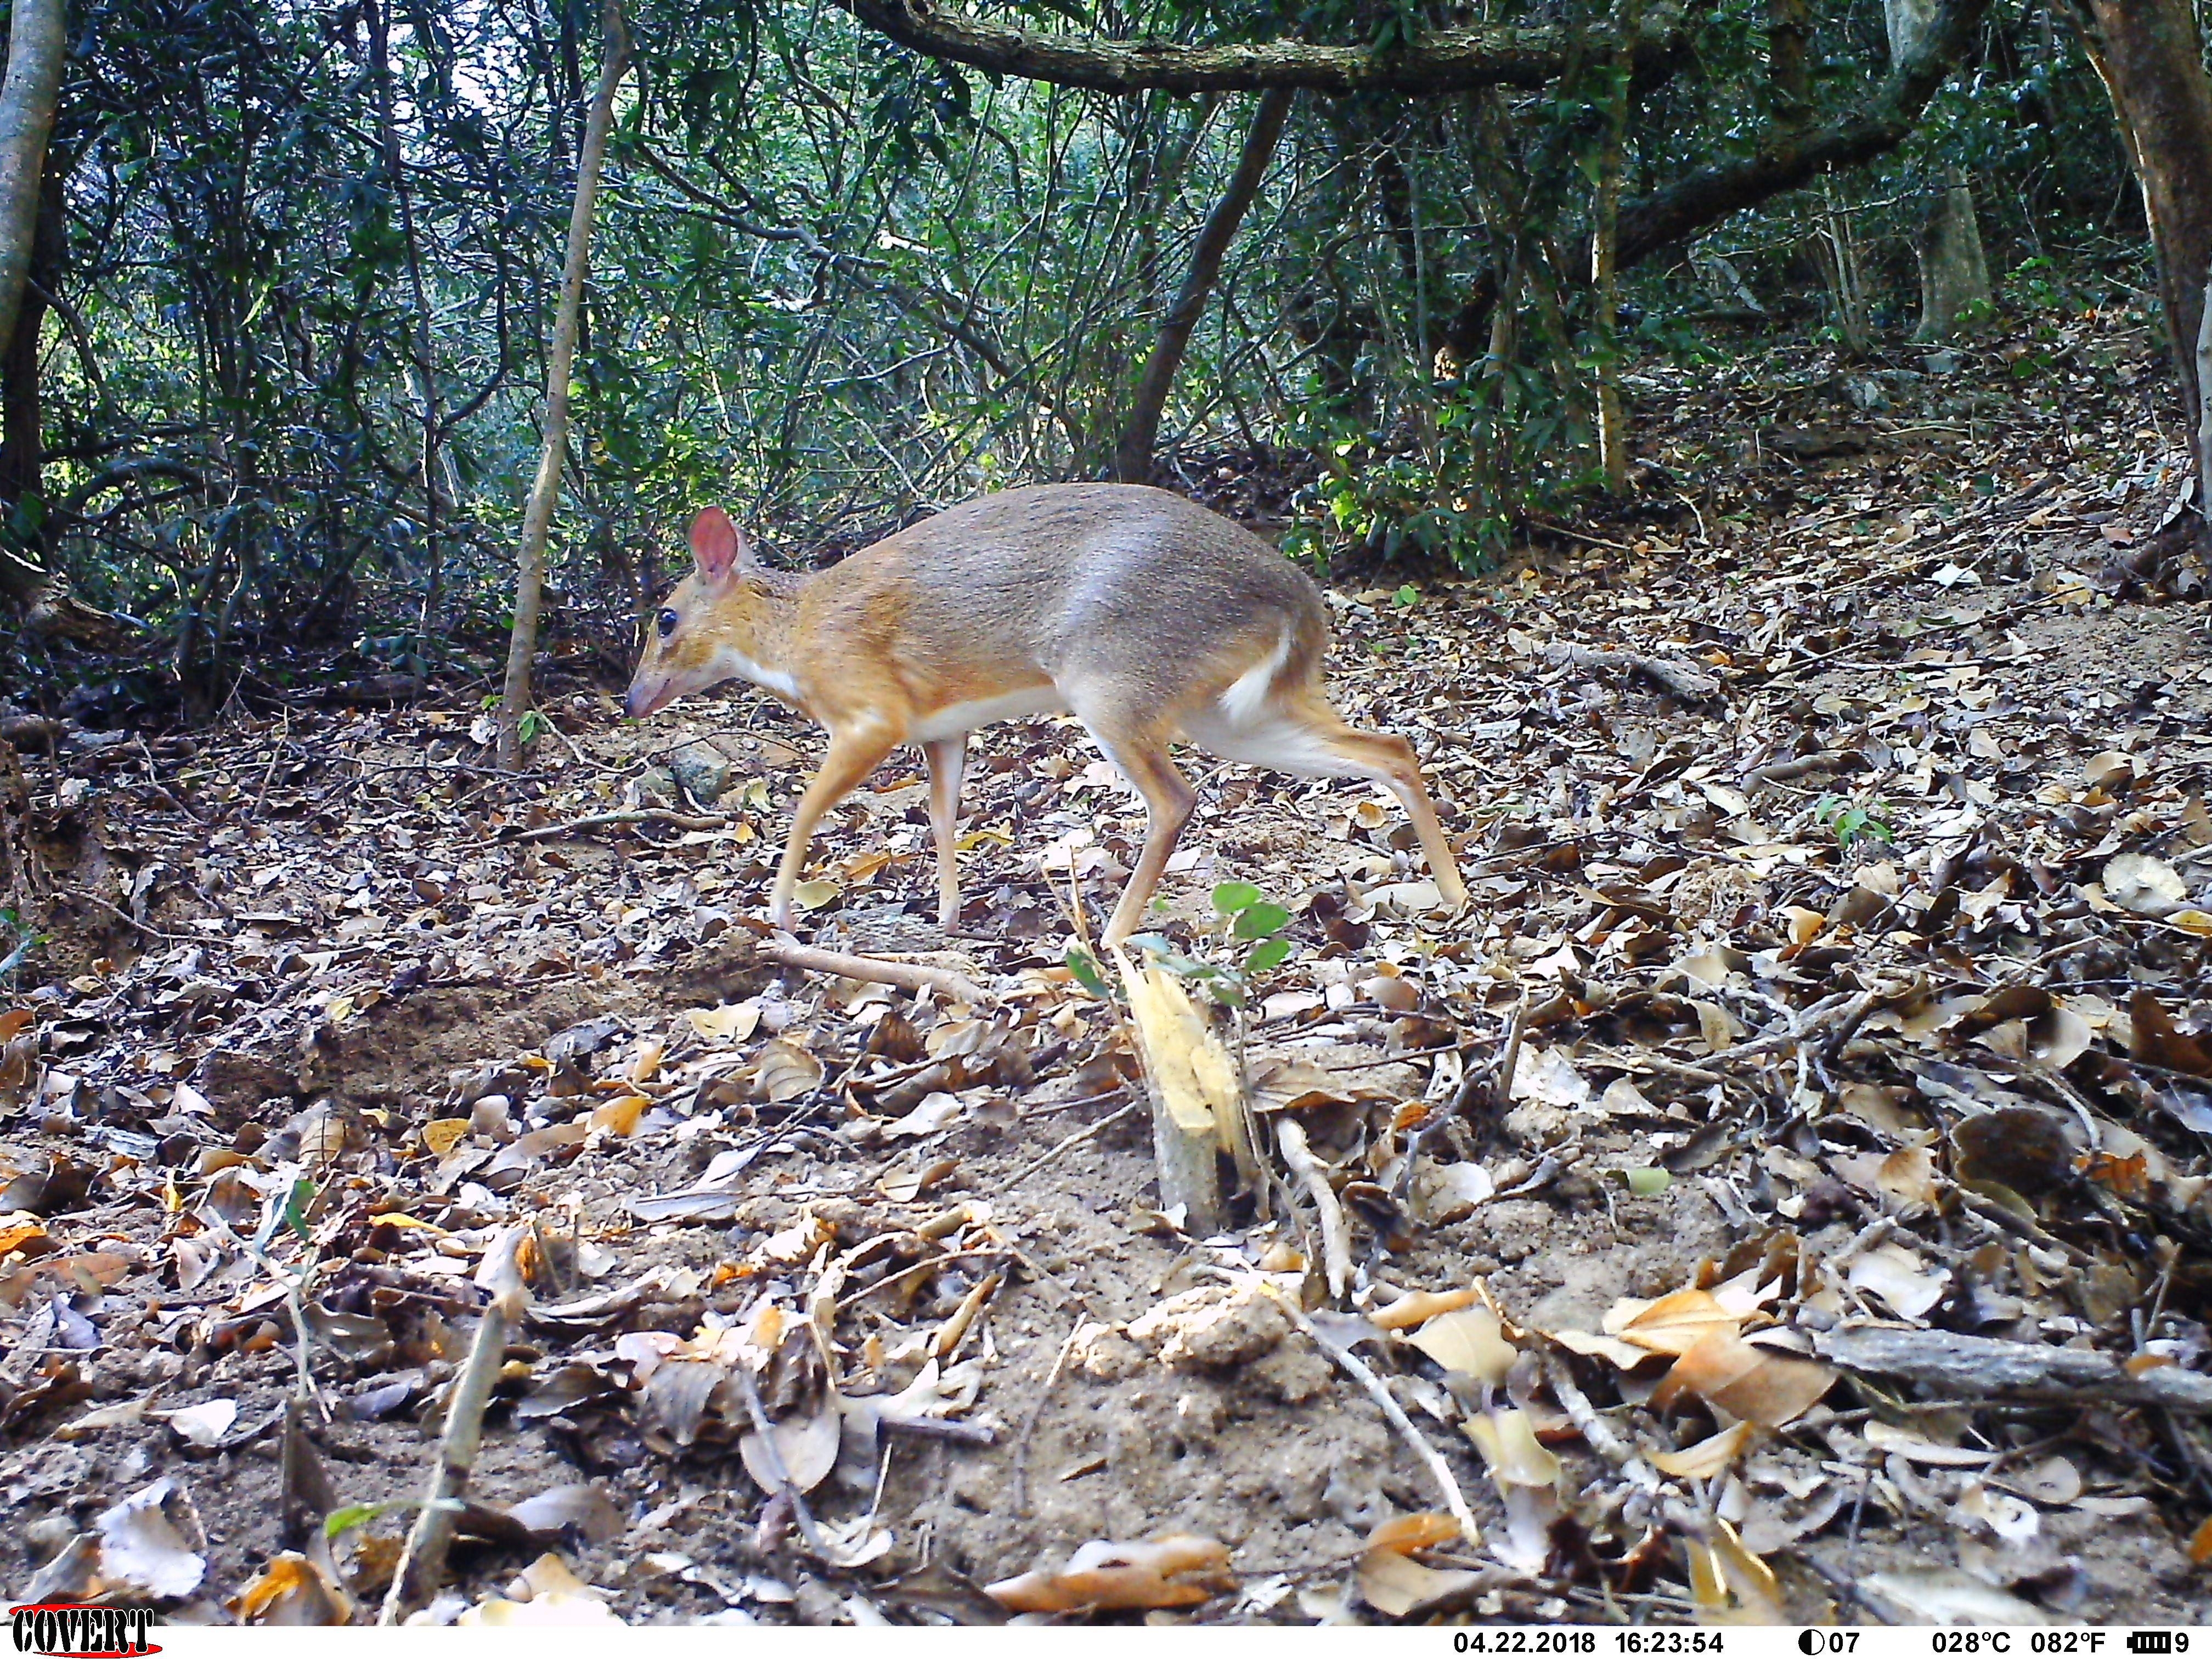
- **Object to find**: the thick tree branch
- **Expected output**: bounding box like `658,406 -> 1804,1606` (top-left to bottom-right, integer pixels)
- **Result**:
830,0 -> 1683,97
1617,0 -> 1988,268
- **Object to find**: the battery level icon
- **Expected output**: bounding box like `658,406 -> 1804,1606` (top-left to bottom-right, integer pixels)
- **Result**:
2127,1635 -> 2178,1655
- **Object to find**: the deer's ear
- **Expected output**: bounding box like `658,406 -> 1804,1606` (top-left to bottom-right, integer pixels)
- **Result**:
690,507 -> 749,584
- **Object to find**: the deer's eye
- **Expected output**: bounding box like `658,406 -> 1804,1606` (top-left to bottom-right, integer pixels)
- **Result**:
657,607 -> 680,639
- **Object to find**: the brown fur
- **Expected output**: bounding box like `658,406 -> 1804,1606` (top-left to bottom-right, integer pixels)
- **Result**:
627,483 -> 1466,944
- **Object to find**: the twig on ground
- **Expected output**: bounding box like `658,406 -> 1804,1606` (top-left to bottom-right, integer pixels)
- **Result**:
1742,748 -> 1862,787
494,805 -> 730,843
1276,1116 -> 1352,1301
1003,1100 -> 1141,1187
1813,1325 -> 2212,1412
1011,1326 -> 1084,1517
1492,996 -> 1530,1114
875,1410 -> 997,1447
760,935 -> 991,1005
1542,1352 -> 1660,1492
380,1228 -> 524,1624
1542,642 -> 1721,701
1266,1282 -> 1482,1547
1392,1001 -> 1520,1206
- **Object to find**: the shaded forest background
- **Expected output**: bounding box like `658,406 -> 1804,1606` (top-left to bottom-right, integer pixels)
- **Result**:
0,0 -> 2197,724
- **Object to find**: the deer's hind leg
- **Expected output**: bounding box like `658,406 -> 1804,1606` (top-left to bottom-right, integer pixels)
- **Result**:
922,736 -> 967,933
1183,690 -> 1467,911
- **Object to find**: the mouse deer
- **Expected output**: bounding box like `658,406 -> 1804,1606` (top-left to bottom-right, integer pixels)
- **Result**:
626,483 -> 1467,945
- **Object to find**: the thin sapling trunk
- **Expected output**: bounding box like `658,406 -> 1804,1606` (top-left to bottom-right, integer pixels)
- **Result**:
499,0 -> 631,770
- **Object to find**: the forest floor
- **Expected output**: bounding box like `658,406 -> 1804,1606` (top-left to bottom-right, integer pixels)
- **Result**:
5,308 -> 2212,1626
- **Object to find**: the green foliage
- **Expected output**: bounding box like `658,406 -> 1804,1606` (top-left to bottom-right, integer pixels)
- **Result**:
1814,794 -> 1895,849
0,907 -> 41,983
0,0 -> 2145,704
1121,880 -> 1297,1006
1064,945 -> 1111,998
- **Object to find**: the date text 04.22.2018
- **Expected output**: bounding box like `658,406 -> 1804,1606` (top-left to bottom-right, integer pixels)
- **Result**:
1448,1635 -> 1724,1655
1449,1634 -> 1602,1654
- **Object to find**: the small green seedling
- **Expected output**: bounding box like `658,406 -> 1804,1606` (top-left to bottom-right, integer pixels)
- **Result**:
1114,882 -> 1299,1008
1064,946 -> 1111,998
1212,881 -> 1294,978
1814,794 -> 1893,850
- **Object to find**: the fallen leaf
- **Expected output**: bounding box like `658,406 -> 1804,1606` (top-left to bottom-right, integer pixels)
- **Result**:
1464,1408 -> 1560,1489
1368,1288 -> 1479,1330
1410,1161 -> 1494,1223
421,1119 -> 471,1155
459,1592 -> 624,1626
687,1002 -> 761,1043
739,1406 -> 842,1495
1846,1242 -> 1950,1319
754,1039 -> 826,1102
232,1551 -> 353,1624
1864,1421 -> 1999,1466
885,1091 -> 964,1137
2103,853 -> 2188,917
1658,1330 -> 1835,1426
1685,1521 -> 1784,1624
984,1534 -> 1233,1613
1406,1307 -> 1517,1385
1356,1539 -> 1482,1619
1508,1046 -> 1592,1109
96,1477 -> 206,1599
1547,1328 -> 1662,1369
167,1399 -> 238,1448
791,877 -> 842,911
1691,1000 -> 1743,1052
1830,1144 -> 1938,1207
504,1483 -> 626,1545
586,1094 -> 648,1136
1863,1567 -> 2050,1624
1650,1420 -> 1756,1479
1604,1287 -> 1739,1356
1117,950 -> 1243,1147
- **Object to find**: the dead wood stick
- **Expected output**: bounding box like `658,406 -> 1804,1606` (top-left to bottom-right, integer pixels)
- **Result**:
875,1409 -> 996,1446
760,936 -> 991,1005
1542,642 -> 1720,701
1266,1283 -> 1482,1547
1492,995 -> 1530,1114
380,1229 -> 523,1624
495,805 -> 730,843
1005,1099 -> 1142,1187
1011,1327 -> 1082,1517
1390,998 -> 1525,1208
1742,748 -> 1863,786
1813,1326 -> 2212,1413
1542,1352 -> 1661,1492
1276,1116 -> 1352,1301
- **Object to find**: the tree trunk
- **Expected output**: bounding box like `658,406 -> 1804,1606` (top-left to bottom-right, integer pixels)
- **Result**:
0,159 -> 57,524
0,0 -> 60,370
1913,165 -> 1991,338
1884,0 -> 1990,342
0,0 -> 63,611
498,0 -> 631,771
2065,0 -> 2212,476
1592,0 -> 1641,494
1111,89 -> 1291,484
